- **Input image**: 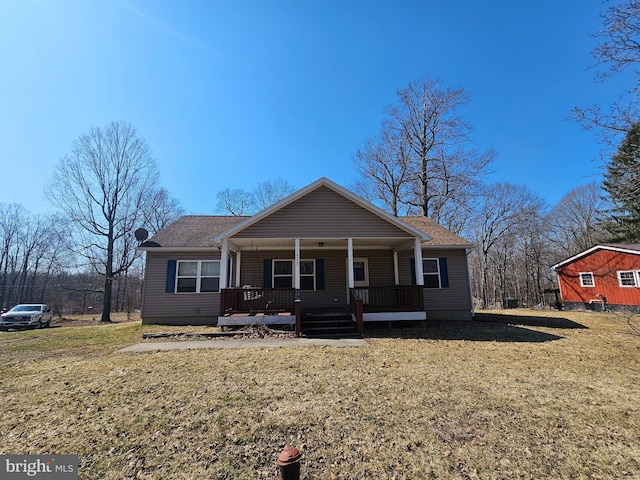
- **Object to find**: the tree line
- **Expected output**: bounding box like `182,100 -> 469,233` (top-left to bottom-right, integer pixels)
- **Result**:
0,202 -> 146,316
1,121 -> 184,321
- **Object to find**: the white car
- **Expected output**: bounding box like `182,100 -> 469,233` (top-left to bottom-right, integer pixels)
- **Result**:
0,304 -> 53,329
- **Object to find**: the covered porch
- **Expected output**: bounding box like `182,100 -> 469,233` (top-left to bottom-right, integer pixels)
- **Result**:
218,285 -> 425,335
216,235 -> 428,336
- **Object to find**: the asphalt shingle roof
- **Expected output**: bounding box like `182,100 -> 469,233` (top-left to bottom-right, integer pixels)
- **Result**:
144,215 -> 247,248
401,216 -> 473,247
143,214 -> 472,249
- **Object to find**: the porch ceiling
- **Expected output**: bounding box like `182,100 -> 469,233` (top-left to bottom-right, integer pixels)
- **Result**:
228,237 -> 415,250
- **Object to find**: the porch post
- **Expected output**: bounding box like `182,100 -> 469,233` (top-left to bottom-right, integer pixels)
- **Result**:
235,250 -> 241,288
219,238 -> 229,289
414,237 -> 424,285
393,249 -> 399,285
294,238 -> 301,292
347,238 -> 354,288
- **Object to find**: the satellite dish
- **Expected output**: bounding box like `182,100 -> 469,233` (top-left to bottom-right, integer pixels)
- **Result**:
135,228 -> 149,242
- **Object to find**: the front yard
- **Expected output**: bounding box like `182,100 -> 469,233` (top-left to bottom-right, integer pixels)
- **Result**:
0,310 -> 638,479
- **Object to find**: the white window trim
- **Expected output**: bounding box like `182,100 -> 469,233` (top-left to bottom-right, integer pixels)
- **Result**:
175,260 -> 221,294
579,272 -> 595,287
273,259 -> 316,291
422,258 -> 441,289
617,270 -> 639,288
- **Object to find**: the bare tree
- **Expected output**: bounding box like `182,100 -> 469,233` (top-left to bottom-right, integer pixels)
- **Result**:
145,187 -> 185,234
0,204 -> 65,309
352,123 -> 413,216
46,121 -> 165,322
355,75 -> 495,232
547,183 -> 608,258
471,182 -> 546,308
573,0 -> 640,147
592,0 -> 640,83
216,179 -> 295,215
0,204 -> 28,308
252,178 -> 295,211
216,188 -> 254,216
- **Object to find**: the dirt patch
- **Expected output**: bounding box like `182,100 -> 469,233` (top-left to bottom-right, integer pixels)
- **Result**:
221,324 -> 297,339
141,325 -> 297,342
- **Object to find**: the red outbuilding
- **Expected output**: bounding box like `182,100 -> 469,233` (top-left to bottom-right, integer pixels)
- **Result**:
552,244 -> 640,312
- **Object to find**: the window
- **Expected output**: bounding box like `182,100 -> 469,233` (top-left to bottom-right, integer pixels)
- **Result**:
300,260 -> 315,290
422,258 -> 441,289
176,260 -> 220,293
579,272 -> 595,287
273,259 -> 315,290
618,271 -> 638,287
273,260 -> 293,288
353,261 -> 366,282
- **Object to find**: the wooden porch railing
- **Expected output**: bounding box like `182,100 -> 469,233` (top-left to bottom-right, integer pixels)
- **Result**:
351,285 -> 424,311
220,288 -> 297,316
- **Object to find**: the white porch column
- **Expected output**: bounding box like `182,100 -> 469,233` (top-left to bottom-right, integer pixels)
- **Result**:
235,250 -> 241,288
294,238 -> 301,291
393,249 -> 399,285
219,238 -> 229,289
347,237 -> 355,289
414,237 -> 424,286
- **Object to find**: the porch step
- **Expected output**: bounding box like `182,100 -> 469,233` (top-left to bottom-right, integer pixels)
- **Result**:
301,314 -> 360,338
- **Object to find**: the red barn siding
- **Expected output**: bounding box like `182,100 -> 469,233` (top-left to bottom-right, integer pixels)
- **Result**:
556,249 -> 640,306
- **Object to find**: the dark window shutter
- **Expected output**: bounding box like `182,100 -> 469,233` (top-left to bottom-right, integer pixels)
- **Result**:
316,259 -> 325,290
410,258 -> 416,286
263,259 -> 272,288
166,260 -> 177,293
439,257 -> 449,288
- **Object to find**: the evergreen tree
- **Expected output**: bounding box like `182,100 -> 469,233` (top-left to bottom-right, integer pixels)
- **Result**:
601,122 -> 640,242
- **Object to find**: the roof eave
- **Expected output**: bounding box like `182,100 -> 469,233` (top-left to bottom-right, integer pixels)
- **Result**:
137,246 -> 220,253
551,244 -> 640,270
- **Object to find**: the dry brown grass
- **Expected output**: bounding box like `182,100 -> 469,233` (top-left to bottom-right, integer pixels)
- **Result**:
1,309 -> 639,479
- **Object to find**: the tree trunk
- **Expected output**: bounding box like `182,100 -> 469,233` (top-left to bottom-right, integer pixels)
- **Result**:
101,276 -> 113,322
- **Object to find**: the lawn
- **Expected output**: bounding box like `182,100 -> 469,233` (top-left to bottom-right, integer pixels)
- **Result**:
0,310 -> 638,479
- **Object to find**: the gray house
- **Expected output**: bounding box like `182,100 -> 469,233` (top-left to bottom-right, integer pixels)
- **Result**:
138,178 -> 474,335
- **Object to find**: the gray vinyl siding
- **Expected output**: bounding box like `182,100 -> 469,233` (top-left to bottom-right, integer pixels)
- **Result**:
235,186 -> 411,239
141,246 -> 472,324
398,248 -> 472,313
141,251 -> 221,323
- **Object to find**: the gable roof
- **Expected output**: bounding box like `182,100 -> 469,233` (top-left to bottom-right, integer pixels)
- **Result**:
551,243 -> 640,270
139,178 -> 473,250
212,177 -> 431,243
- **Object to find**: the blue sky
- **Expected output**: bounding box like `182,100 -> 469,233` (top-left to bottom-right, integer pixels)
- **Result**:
0,0 -> 633,215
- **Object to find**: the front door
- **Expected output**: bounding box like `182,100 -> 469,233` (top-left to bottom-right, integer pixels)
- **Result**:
349,258 -> 369,304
